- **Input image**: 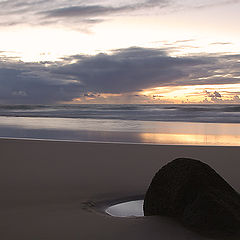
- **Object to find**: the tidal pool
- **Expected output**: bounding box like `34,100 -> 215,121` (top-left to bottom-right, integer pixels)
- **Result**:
105,200 -> 144,217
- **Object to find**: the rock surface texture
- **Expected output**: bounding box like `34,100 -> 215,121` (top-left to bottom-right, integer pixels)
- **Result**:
144,158 -> 240,236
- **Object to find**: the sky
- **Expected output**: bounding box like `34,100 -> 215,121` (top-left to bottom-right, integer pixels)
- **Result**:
0,0 -> 240,104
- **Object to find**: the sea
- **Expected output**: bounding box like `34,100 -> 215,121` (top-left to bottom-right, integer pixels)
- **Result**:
0,104 -> 240,146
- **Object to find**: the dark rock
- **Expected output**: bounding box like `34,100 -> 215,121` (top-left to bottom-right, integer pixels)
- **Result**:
144,158 -> 240,236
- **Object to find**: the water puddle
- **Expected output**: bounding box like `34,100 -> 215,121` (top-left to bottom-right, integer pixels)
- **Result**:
105,200 -> 144,217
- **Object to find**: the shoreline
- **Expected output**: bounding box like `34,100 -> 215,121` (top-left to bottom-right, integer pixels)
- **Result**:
1,115 -> 240,124
2,136 -> 240,147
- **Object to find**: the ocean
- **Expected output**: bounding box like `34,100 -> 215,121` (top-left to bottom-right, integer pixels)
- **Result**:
0,104 -> 240,146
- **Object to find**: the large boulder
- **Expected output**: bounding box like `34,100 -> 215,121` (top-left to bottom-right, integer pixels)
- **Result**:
144,158 -> 240,236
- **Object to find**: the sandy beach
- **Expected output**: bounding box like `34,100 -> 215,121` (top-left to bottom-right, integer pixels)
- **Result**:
0,138 -> 239,240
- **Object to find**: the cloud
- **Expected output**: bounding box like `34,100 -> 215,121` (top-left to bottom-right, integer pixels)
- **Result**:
0,47 -> 240,104
53,48 -> 240,93
193,0 -> 240,9
0,0 -> 168,29
12,90 -> 28,96
41,0 -> 170,19
206,90 -> 222,98
233,95 -> 240,102
41,5 -> 125,18
0,60 -> 84,104
52,47 -> 207,94
203,95 -> 240,104
213,91 -> 222,98
203,90 -> 240,104
0,0 -> 239,29
210,42 -> 232,45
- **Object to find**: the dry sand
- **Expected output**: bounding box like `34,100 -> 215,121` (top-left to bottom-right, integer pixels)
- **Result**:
0,138 -> 239,240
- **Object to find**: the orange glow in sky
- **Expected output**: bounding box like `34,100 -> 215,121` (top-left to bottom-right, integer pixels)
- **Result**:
139,84 -> 240,104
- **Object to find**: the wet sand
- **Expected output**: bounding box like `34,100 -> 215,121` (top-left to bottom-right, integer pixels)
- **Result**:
1,116 -> 240,146
0,138 -> 239,240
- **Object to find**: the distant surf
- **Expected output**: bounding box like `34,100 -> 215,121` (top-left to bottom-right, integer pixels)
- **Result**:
0,104 -> 240,145
0,104 -> 240,123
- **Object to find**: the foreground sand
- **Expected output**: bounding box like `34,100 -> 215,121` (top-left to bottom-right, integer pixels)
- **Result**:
0,138 -> 239,240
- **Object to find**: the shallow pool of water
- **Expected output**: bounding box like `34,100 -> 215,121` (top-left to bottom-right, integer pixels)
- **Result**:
105,200 -> 144,217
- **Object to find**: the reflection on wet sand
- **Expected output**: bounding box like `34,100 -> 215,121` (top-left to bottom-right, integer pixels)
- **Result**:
140,133 -> 240,146
0,116 -> 240,146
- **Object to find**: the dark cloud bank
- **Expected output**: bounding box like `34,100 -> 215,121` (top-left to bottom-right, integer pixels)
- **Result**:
0,47 -> 240,104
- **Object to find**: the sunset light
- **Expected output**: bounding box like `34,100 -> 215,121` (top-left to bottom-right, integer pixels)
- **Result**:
141,84 -> 240,104
0,0 -> 239,105
1,1 -> 240,239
